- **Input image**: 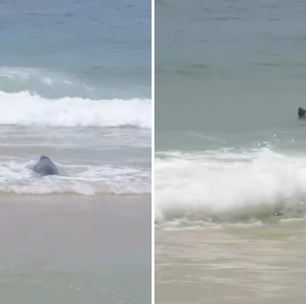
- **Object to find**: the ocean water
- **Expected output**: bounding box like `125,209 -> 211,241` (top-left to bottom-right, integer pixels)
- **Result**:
155,0 -> 306,303
0,0 -> 151,303
0,0 -> 151,195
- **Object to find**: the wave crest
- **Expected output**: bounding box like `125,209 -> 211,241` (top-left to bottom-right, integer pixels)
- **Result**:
0,90 -> 151,128
155,148 -> 306,224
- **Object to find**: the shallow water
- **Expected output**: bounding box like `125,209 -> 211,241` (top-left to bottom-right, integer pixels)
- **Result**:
0,124 -> 150,195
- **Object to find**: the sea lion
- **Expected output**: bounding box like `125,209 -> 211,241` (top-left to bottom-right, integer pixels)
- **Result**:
298,107 -> 306,118
32,155 -> 59,176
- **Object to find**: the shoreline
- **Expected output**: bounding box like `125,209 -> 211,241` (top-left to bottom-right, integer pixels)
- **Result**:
0,193 -> 151,200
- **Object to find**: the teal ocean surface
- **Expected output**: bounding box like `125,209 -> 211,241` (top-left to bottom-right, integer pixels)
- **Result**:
155,0 -> 306,224
0,0 -> 151,196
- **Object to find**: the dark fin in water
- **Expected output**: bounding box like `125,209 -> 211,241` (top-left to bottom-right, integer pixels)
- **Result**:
298,107 -> 306,118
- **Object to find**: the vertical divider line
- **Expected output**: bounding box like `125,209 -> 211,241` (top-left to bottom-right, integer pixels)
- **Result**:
151,0 -> 155,302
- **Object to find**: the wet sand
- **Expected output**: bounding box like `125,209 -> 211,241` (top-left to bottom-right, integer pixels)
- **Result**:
0,194 -> 151,304
155,221 -> 306,304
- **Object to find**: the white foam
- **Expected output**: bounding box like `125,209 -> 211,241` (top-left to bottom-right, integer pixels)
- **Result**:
0,161 -> 150,195
155,148 -> 306,222
0,91 -> 151,128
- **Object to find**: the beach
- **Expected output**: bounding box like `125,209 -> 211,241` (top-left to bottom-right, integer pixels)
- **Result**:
0,0 -> 151,302
1,194 -> 151,304
156,221 -> 306,304
155,0 -> 306,302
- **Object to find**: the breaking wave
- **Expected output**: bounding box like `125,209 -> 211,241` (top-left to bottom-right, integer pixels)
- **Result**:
0,90 -> 151,128
155,148 -> 306,224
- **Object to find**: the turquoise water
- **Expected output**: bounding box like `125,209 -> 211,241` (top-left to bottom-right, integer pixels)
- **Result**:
0,0 -> 151,99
